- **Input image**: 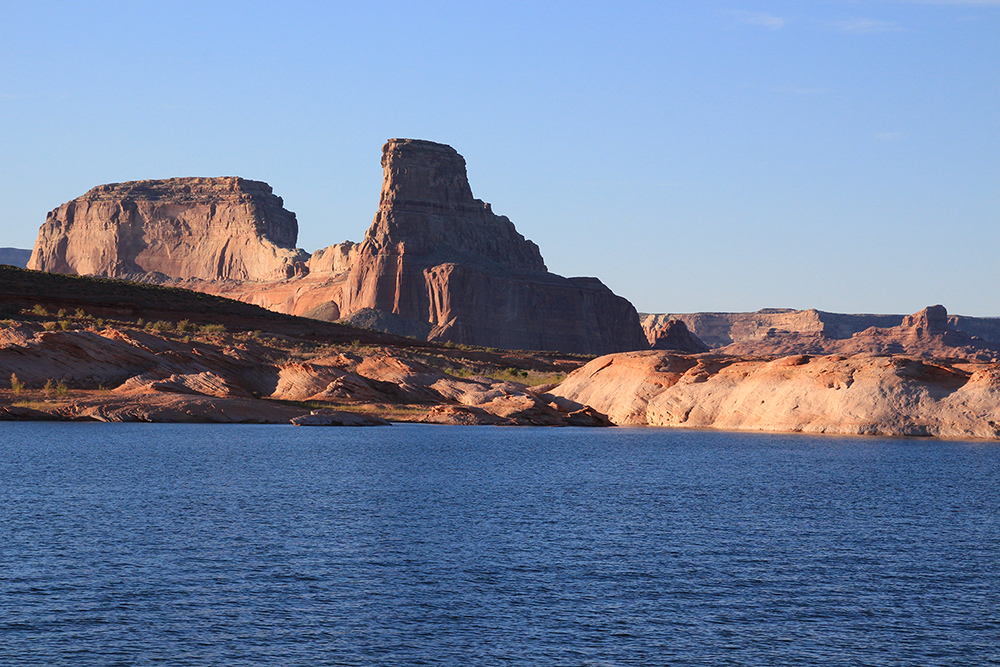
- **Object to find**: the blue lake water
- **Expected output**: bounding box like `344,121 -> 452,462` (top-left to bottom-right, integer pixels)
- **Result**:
1,423 -> 998,666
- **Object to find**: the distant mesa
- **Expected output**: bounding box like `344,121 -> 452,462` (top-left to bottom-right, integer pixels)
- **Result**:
26,141 -> 649,355
0,248 -> 31,268
644,306 -> 1000,359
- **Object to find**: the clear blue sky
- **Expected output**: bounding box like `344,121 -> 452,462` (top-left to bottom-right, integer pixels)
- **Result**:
2,1 -> 997,316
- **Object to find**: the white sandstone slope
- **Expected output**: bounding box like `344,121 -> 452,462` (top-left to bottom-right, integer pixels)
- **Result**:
548,350 -> 1000,439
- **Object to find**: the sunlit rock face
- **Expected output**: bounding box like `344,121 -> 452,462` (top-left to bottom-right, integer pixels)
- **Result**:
340,138 -> 649,355
28,177 -> 307,281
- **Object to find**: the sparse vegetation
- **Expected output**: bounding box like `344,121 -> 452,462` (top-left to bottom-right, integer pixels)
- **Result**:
43,321 -> 58,331
43,379 -> 54,394
31,304 -> 48,316
55,381 -> 69,397
10,373 -> 24,395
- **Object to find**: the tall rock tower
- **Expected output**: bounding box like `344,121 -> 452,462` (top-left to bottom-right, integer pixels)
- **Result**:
340,138 -> 648,354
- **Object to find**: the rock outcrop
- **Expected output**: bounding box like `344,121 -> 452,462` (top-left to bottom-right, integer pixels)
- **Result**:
339,139 -> 648,354
647,319 -> 709,353
0,321 -> 605,426
28,177 -> 307,281
547,349 -> 1000,439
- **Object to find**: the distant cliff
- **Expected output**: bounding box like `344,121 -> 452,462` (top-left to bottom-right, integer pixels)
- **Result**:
0,248 -> 30,268
28,177 -> 308,281
644,308 -> 1000,350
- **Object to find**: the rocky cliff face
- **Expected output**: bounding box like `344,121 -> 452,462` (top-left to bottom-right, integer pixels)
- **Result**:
645,307 -> 1000,353
718,306 -> 999,362
647,319 -> 709,353
339,139 -> 648,354
28,177 -> 307,281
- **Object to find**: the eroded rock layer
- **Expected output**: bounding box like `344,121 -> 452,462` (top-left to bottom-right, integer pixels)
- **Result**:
546,349 -> 1000,438
28,177 -> 307,281
340,139 -> 648,354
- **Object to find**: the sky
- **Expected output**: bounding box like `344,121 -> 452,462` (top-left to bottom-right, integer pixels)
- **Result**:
1,1 -> 997,316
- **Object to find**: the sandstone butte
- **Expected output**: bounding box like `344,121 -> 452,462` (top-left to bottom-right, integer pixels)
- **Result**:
28,140 -> 648,355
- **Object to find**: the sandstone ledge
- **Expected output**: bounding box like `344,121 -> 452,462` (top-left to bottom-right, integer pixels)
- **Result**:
547,350 -> 1000,439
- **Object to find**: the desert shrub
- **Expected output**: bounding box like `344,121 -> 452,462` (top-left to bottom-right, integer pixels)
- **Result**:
32,304 -> 48,316
10,373 -> 24,395
74,308 -> 87,318
200,324 -> 226,333
43,379 -> 54,394
151,321 -> 173,332
43,321 -> 58,331
55,381 -> 69,397
56,308 -> 67,318
95,318 -> 105,328
176,319 -> 193,332
59,320 -> 71,331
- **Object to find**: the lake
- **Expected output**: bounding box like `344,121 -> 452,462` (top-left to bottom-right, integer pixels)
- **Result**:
1,423 -> 998,666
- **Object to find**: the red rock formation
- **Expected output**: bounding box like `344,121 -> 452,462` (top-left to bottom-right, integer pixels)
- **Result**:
546,349 -> 1000,438
647,318 -> 709,353
340,139 -> 648,354
719,306 -> 999,361
28,177 -> 307,281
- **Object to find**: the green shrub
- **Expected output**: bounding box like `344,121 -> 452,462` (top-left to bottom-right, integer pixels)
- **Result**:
10,373 -> 24,395
56,308 -> 67,318
55,381 -> 69,397
43,321 -> 58,331
59,320 -> 71,331
31,304 -> 48,316
43,379 -> 54,394
200,323 -> 226,333
176,319 -> 193,332
74,308 -> 87,318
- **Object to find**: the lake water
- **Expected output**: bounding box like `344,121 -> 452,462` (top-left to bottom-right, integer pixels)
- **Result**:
1,423 -> 998,666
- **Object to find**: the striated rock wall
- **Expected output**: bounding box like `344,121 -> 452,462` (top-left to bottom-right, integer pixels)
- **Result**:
642,309 -> 903,348
339,139 -> 648,354
717,306 -> 999,362
28,177 -> 308,281
644,307 -> 1000,351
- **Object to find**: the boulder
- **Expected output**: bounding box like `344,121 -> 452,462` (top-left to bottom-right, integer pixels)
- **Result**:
290,410 -> 390,426
28,177 -> 307,281
339,139 -> 648,354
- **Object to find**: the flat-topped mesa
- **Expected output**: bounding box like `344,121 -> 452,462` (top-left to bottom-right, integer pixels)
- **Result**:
341,139 -> 647,355
28,177 -> 308,282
